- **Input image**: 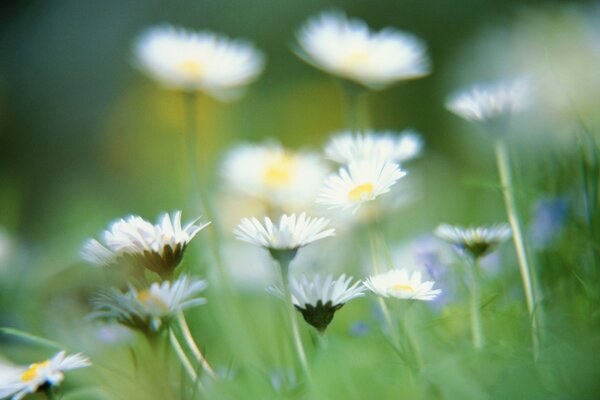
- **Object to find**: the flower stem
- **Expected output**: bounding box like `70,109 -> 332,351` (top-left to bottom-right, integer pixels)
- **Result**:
169,328 -> 207,394
277,258 -> 311,379
341,82 -> 367,134
399,302 -> 423,372
177,311 -> 216,379
494,139 -> 541,358
467,256 -> 484,350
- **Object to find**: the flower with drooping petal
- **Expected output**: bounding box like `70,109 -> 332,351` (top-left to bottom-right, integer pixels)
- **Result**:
364,269 -> 441,301
221,142 -> 328,212
234,213 -> 335,255
91,275 -> 207,332
317,158 -> 406,213
0,351 -> 90,400
295,11 -> 430,89
133,25 -> 265,100
446,78 -> 532,126
286,274 -> 365,332
81,211 -> 209,278
434,223 -> 512,259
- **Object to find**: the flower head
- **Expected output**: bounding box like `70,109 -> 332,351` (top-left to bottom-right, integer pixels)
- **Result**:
317,159 -> 406,213
295,11 -> 430,89
0,351 -> 90,400
81,211 -> 209,278
446,78 -> 532,126
234,213 -> 335,257
221,142 -> 328,211
364,269 -> 441,301
91,275 -> 207,332
133,25 -> 264,99
291,274 -> 365,332
434,223 -> 512,259
324,130 -> 423,165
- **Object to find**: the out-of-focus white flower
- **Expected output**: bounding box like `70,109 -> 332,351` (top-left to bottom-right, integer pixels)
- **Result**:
434,223 -> 511,259
133,25 -> 265,99
234,213 -> 335,252
446,78 -> 532,125
324,130 -> 423,164
81,211 -> 209,277
0,351 -> 90,400
295,11 -> 430,89
91,275 -> 207,332
317,158 -> 405,213
269,274 -> 365,332
221,143 -> 328,212
364,269 -> 441,301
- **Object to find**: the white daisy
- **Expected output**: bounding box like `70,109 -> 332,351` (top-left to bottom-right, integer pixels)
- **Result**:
446,78 -> 532,124
295,11 -> 430,89
317,158 -> 406,212
364,269 -> 441,301
234,212 -> 335,252
0,351 -> 90,400
434,223 -> 512,259
324,129 -> 423,164
221,142 -> 328,211
269,274 -> 365,332
81,211 -> 209,278
91,275 -> 207,332
133,25 -> 265,99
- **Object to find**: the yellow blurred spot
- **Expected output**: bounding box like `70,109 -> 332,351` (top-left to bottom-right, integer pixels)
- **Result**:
391,284 -> 414,293
348,183 -> 374,201
21,361 -> 50,382
341,51 -> 370,70
263,154 -> 295,187
178,60 -> 204,78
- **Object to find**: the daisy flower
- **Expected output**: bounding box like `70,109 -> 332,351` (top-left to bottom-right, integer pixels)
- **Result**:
0,351 -> 90,400
324,129 -> 423,164
234,213 -> 335,264
364,269 -> 441,301
295,11 -> 430,89
286,274 -> 365,332
317,158 -> 406,212
91,275 -> 207,332
221,142 -> 328,211
434,223 -> 512,259
81,211 -> 209,278
133,25 -> 265,100
446,78 -> 532,125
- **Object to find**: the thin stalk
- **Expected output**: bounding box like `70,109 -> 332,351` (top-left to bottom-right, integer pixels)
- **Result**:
494,139 -> 541,358
277,258 -> 311,379
467,257 -> 484,350
399,302 -> 423,372
169,328 -> 207,394
177,311 -> 216,379
341,83 -> 367,134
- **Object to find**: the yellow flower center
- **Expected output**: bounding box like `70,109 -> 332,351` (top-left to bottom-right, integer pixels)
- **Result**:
391,283 -> 415,293
21,360 -> 50,382
178,60 -> 204,78
263,154 -> 295,187
348,183 -> 374,201
341,50 -> 370,70
136,290 -> 168,311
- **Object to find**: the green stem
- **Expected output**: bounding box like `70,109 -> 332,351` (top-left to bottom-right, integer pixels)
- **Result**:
399,302 -> 423,372
468,257 -> 484,350
177,311 -> 216,379
494,139 -> 541,358
277,257 -> 310,379
341,83 -> 367,134
169,328 -> 207,394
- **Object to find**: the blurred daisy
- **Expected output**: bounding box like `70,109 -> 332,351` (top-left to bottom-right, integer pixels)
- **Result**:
133,25 -> 265,100
317,159 -> 405,212
221,142 -> 328,212
324,129 -> 423,164
446,78 -> 532,126
364,269 -> 441,301
0,351 -> 90,400
234,213 -> 334,264
91,275 -> 207,332
290,274 -> 365,332
81,211 -> 209,278
434,223 -> 511,259
295,11 -> 430,89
